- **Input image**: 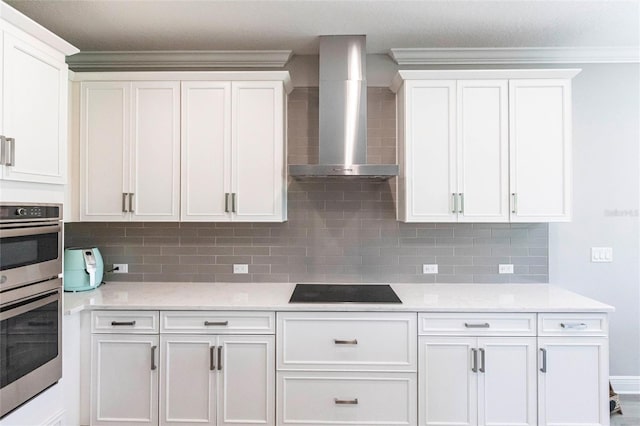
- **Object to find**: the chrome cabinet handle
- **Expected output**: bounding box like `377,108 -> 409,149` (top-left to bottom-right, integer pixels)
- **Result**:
210,346 -> 216,371
204,321 -> 229,326
122,193 -> 128,212
0,136 -> 6,165
511,193 -> 518,214
129,193 -> 135,213
451,193 -> 457,213
231,193 -> 236,213
464,322 -> 490,328
217,346 -> 223,371
151,345 -> 157,371
459,192 -> 464,214
479,348 -> 485,373
560,322 -> 587,329
334,398 -> 358,405
5,137 -> 15,166
471,348 -> 478,373
224,193 -> 230,213
334,339 -> 358,345
539,348 -> 547,373
111,320 -> 136,326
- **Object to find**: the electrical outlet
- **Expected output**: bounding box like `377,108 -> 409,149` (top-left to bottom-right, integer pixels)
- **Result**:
233,264 -> 249,274
498,264 -> 514,274
591,247 -> 613,263
422,264 -> 438,274
113,264 -> 128,273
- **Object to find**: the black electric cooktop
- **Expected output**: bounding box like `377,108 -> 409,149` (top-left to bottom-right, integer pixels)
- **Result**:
289,284 -> 402,304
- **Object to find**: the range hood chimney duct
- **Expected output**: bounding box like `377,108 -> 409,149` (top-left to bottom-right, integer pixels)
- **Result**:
288,35 -> 398,180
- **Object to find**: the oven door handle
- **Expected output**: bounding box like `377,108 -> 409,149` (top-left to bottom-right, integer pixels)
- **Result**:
0,289 -> 60,321
0,224 -> 62,238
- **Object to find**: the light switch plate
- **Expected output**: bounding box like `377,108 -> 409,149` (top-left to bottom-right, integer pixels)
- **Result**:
591,247 -> 613,262
422,264 -> 438,274
233,264 -> 249,274
113,264 -> 128,273
498,264 -> 514,274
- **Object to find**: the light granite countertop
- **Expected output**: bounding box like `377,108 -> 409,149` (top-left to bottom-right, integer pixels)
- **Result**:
63,282 -> 614,315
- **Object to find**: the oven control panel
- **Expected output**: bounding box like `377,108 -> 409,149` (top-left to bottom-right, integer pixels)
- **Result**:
0,204 -> 62,221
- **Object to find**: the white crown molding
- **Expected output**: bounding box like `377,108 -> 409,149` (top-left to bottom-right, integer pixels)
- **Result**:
389,47 -> 640,65
66,50 -> 293,71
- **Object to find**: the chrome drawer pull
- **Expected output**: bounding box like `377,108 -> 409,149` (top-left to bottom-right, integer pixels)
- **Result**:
471,348 -> 478,373
111,320 -> 136,326
560,322 -> 587,329
464,322 -> 490,328
334,339 -> 358,345
210,346 -> 216,371
204,321 -> 229,326
334,398 -> 358,405
479,348 -> 485,373
150,345 -> 157,371
539,348 -> 547,373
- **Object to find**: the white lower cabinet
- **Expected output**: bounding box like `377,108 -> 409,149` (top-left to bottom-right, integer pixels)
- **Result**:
418,313 -> 537,426
91,334 -> 159,426
160,334 -> 275,426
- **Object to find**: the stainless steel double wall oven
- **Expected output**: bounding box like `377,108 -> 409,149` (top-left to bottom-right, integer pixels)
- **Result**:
0,203 -> 63,418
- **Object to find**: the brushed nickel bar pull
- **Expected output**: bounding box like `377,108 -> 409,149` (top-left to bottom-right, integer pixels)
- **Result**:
539,348 -> 547,373
459,192 -> 464,214
224,193 -> 230,213
479,348 -> 486,373
464,322 -> 490,328
217,346 -> 223,371
334,398 -> 358,405
560,322 -> 588,329
6,138 -> 15,166
231,193 -> 236,213
452,193 -> 458,214
210,346 -> 216,371
151,345 -> 157,371
511,193 -> 518,214
471,348 -> 478,373
0,136 -> 7,165
334,339 -> 358,345
122,193 -> 128,212
129,193 -> 135,213
111,320 -> 136,326
204,321 -> 229,326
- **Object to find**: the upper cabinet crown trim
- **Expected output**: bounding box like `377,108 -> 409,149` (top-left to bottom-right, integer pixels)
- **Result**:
67,50 -> 293,69
390,69 -> 581,92
0,2 -> 78,56
389,47 -> 639,66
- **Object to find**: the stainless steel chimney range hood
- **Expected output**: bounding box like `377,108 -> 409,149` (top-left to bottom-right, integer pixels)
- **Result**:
288,35 -> 398,181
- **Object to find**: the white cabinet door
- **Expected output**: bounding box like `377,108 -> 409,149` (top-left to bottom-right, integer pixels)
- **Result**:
231,81 -> 285,222
160,335 -> 217,426
1,32 -> 68,183
538,337 -> 609,426
80,82 -> 130,221
419,336 -> 477,426
91,334 -> 159,426
181,82 -> 232,221
478,337 -> 537,426
131,82 -> 180,221
509,80 -> 572,222
401,81 -> 457,222
218,335 -> 274,426
457,81 -> 509,222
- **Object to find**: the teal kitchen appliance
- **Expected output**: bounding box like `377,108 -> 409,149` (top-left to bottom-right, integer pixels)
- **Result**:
64,247 -> 104,292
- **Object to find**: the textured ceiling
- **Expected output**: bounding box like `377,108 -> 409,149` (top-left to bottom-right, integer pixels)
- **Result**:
5,0 -> 640,54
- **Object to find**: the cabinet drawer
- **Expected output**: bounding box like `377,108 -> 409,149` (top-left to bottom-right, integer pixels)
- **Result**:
418,313 -> 536,336
538,313 -> 608,336
277,312 -> 416,371
277,371 -> 416,426
160,311 -> 274,334
91,311 -> 159,334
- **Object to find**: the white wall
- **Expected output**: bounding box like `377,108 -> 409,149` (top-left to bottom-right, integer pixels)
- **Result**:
549,63 -> 640,377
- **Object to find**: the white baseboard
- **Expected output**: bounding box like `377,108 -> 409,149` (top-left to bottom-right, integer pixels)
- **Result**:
610,376 -> 640,394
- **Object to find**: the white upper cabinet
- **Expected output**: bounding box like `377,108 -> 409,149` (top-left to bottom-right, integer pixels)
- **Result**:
509,79 -> 572,222
392,69 -> 579,223
80,81 -> 180,221
0,5 -> 77,184
181,79 -> 287,222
